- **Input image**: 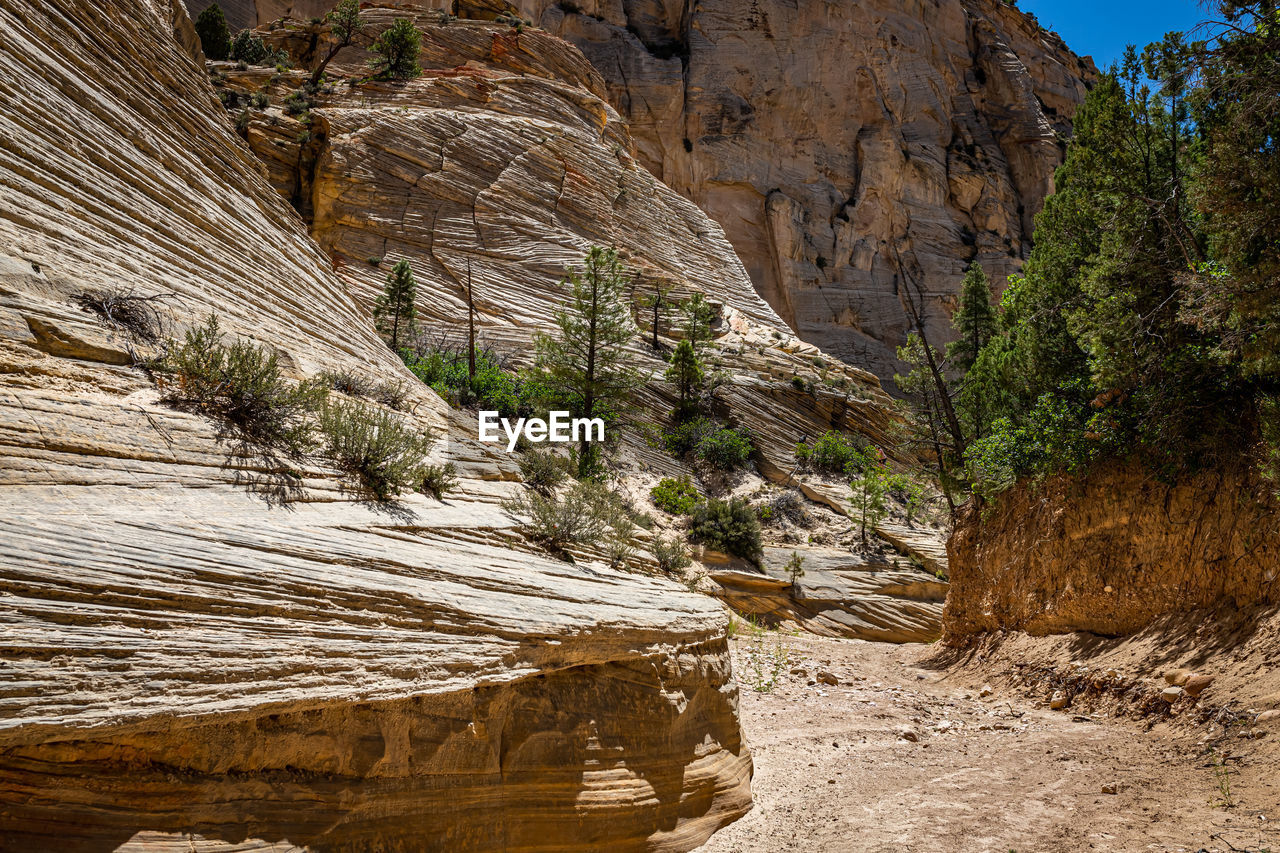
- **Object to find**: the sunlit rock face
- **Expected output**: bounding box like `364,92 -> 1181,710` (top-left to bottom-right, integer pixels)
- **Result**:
190,0 -> 1090,384
0,1 -> 751,849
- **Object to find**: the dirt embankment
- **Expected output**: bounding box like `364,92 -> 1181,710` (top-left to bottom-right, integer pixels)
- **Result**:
945,462 -> 1280,642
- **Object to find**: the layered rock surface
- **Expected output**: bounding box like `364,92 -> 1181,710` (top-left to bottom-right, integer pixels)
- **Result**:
944,463 -> 1280,642
0,0 -> 751,848
517,0 -> 1094,383
220,0 -> 1093,384
224,11 -> 910,486
709,547 -> 948,644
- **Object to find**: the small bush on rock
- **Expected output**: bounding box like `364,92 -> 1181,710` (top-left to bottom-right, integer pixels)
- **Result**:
652,534 -> 692,574
650,476 -> 701,515
518,448 -> 569,495
690,497 -> 763,564
795,430 -> 868,475
317,398 -> 433,500
419,462 -> 458,500
231,30 -> 270,65
503,480 -> 634,557
154,314 -> 325,458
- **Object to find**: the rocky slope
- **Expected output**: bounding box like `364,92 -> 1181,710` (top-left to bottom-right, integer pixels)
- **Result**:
223,7 -> 949,625
943,463 -> 1280,642
0,0 -> 752,848
220,0 -> 1093,384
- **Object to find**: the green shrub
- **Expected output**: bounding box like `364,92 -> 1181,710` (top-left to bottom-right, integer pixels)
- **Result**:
419,461 -> 458,500
697,425 -> 753,470
663,416 -> 716,456
690,497 -> 763,563
401,347 -> 524,418
783,551 -> 805,586
154,314 -> 325,457
650,476 -> 701,514
663,417 -> 753,470
283,92 -> 312,116
231,30 -> 270,65
886,472 -> 927,525
652,534 -> 691,574
370,18 -> 422,80
316,398 -> 433,500
502,480 -> 633,556
796,430 -> 869,475
251,91 -> 269,109
518,448 -> 569,495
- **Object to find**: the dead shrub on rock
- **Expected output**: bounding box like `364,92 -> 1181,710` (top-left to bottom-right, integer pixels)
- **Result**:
74,288 -> 174,347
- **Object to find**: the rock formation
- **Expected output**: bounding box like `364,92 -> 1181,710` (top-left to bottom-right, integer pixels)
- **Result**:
943,463 -> 1280,642
0,0 -> 752,848
710,547 -> 948,644
212,0 -> 1093,384
519,0 -> 1095,383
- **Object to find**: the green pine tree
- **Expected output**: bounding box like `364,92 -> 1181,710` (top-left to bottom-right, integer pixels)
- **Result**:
682,292 -> 715,352
665,339 -> 704,421
946,262 -> 997,373
370,18 -> 422,80
849,458 -> 890,545
531,247 -> 642,477
373,259 -> 417,351
195,3 -> 232,61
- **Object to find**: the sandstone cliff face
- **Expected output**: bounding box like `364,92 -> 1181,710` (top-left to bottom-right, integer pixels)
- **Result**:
943,464 -> 1280,643
224,11 -> 910,482
516,0 -> 1093,383
0,0 -> 752,848
198,0 -> 1092,385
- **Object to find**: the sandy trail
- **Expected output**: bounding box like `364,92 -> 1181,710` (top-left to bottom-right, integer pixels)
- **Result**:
699,632 -> 1279,853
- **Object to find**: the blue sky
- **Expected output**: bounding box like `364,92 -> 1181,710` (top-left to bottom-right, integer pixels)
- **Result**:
1016,1 -> 1209,70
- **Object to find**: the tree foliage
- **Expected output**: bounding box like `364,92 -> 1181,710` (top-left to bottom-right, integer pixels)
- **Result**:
310,0 -> 366,86
370,18 -> 422,80
951,2 -> 1280,497
374,260 -> 417,350
530,247 -> 642,476
195,3 -> 232,61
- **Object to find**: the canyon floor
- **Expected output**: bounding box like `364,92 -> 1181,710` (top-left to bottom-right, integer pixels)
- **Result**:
698,632 -> 1280,853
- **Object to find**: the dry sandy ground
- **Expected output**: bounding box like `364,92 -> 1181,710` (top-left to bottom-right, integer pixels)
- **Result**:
698,632 -> 1279,853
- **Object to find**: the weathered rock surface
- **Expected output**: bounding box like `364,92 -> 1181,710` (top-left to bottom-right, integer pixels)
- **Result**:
519,0 -> 1094,383
216,0 -> 1093,384
944,463 -> 1280,643
223,12 -> 905,477
0,0 -> 751,848
709,547 -> 947,644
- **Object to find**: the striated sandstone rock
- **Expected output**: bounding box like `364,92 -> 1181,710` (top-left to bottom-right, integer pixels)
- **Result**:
506,0 -> 1095,384
0,0 -> 752,848
944,463 -> 1280,643
225,12 -> 906,478
203,0 -> 1093,385
709,546 -> 947,644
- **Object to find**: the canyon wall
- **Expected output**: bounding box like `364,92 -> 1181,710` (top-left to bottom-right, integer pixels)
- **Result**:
943,464 -> 1280,643
516,0 -> 1094,383
215,0 -> 1092,384
0,0 -> 752,848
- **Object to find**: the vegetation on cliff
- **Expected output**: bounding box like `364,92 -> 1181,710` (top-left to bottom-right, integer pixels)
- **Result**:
904,0 -> 1280,501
